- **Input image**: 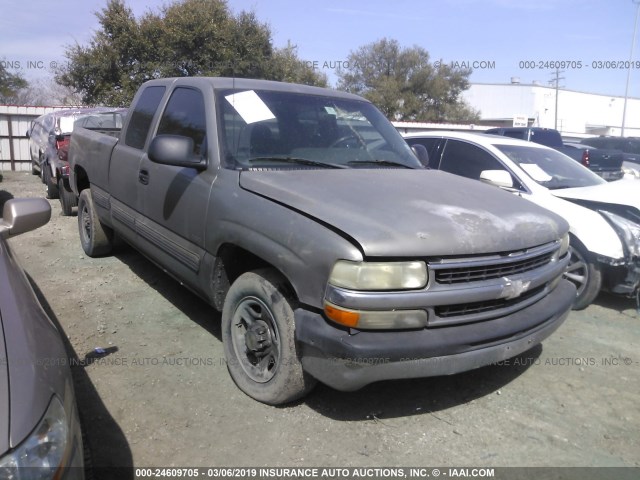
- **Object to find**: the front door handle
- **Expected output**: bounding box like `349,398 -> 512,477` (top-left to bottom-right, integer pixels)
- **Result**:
139,169 -> 149,185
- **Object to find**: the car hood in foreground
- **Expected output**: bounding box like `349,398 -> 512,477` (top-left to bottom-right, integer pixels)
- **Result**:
552,179 -> 640,211
0,295 -> 9,455
240,169 -> 568,257
0,240 -> 69,454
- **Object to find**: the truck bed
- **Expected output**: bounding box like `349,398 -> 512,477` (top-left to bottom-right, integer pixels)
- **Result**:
68,126 -> 120,195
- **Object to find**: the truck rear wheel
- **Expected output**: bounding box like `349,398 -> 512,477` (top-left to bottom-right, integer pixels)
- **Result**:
565,241 -> 601,310
221,269 -> 316,405
78,189 -> 113,257
59,178 -> 78,216
43,164 -> 59,199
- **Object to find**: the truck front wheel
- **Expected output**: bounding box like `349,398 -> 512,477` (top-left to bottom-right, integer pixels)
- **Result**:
221,269 -> 316,405
78,189 -> 113,256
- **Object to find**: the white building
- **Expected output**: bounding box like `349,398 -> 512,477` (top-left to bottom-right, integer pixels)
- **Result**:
462,81 -> 640,138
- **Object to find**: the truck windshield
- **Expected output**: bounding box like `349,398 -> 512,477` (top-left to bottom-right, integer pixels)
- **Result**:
217,89 -> 422,170
496,144 -> 606,190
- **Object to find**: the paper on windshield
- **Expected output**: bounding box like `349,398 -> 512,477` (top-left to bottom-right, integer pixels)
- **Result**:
520,163 -> 553,182
225,90 -> 276,124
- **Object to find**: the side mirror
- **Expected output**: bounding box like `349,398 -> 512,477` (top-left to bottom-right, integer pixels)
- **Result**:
148,135 -> 207,170
480,170 -> 513,188
0,198 -> 51,239
410,144 -> 429,167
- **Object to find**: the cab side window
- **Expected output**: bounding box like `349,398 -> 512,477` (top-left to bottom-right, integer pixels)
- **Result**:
156,88 -> 207,158
125,86 -> 166,150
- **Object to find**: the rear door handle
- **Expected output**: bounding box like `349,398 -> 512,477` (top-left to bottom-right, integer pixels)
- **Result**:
139,169 -> 149,185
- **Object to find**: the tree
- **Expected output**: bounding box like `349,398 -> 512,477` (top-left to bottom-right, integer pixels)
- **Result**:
12,78 -> 82,106
0,62 -> 28,103
56,0 -> 326,105
337,38 -> 479,123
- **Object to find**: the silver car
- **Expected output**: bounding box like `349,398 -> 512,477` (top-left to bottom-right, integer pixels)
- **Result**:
0,197 -> 84,479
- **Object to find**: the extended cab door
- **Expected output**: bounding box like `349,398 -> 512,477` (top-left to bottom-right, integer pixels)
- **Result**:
136,86 -> 212,288
108,85 -> 166,243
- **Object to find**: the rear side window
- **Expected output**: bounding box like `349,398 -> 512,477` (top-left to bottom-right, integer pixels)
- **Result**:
156,88 -> 207,157
125,86 -> 166,149
500,129 -> 526,140
529,129 -> 562,148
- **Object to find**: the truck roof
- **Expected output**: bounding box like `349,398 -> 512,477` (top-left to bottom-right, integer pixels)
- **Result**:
139,77 -> 368,102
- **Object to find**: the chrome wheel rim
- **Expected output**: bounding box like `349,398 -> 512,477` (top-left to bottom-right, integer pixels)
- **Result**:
564,246 -> 588,297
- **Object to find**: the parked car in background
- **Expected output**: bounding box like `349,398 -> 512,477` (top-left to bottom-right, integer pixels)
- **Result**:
579,136 -> 640,175
26,108 -> 127,201
404,131 -> 640,310
0,197 -> 84,478
56,109 -> 128,216
485,127 -> 624,181
561,142 -> 624,181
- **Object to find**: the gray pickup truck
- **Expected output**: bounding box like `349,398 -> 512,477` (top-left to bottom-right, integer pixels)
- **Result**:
69,77 -> 575,405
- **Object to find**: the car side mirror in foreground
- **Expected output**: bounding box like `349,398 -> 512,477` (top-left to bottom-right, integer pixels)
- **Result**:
480,170 -> 513,189
0,198 -> 51,239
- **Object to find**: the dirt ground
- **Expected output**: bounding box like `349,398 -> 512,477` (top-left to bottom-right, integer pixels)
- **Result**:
2,171 -> 639,475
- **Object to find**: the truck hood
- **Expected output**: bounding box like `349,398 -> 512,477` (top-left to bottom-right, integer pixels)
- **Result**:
239,169 -> 567,257
552,179 -> 640,211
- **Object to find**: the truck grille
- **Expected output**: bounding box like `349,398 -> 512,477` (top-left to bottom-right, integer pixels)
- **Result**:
434,250 -> 555,284
435,285 -> 546,318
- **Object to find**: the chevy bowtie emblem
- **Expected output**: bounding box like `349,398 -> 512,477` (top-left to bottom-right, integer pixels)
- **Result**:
501,278 -> 531,300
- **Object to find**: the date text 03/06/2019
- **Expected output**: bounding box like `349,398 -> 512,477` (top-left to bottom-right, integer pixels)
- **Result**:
518,60 -> 640,70
134,467 -> 497,478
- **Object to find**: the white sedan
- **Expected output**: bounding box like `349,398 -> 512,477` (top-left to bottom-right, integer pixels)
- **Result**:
404,131 -> 640,309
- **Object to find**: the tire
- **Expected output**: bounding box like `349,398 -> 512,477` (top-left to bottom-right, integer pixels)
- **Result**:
77,189 -> 113,257
43,164 -> 59,199
564,240 -> 602,310
221,269 -> 317,405
59,178 -> 78,216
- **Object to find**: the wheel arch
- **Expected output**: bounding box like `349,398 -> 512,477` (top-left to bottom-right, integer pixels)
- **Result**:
210,243 -> 297,312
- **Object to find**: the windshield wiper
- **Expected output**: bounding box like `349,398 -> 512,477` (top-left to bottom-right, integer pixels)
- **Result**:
249,156 -> 349,169
347,159 -> 416,169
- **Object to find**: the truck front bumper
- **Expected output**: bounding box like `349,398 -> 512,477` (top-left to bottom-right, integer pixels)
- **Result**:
295,279 -> 575,391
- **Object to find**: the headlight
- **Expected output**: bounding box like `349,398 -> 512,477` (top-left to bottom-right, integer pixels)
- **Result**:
0,396 -> 69,479
558,233 -> 570,259
324,301 -> 429,330
329,260 -> 428,290
600,211 -> 640,257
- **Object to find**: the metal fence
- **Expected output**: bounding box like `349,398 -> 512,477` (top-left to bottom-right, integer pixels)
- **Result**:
0,105 -> 71,173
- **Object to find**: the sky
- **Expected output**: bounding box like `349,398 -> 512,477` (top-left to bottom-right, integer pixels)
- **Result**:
1,0 -> 639,99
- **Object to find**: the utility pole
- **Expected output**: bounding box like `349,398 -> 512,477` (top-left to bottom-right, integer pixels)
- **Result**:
549,68 -> 565,130
622,0 -> 640,137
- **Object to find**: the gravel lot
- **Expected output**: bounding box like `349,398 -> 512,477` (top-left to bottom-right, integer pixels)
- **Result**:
2,171 -> 639,476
